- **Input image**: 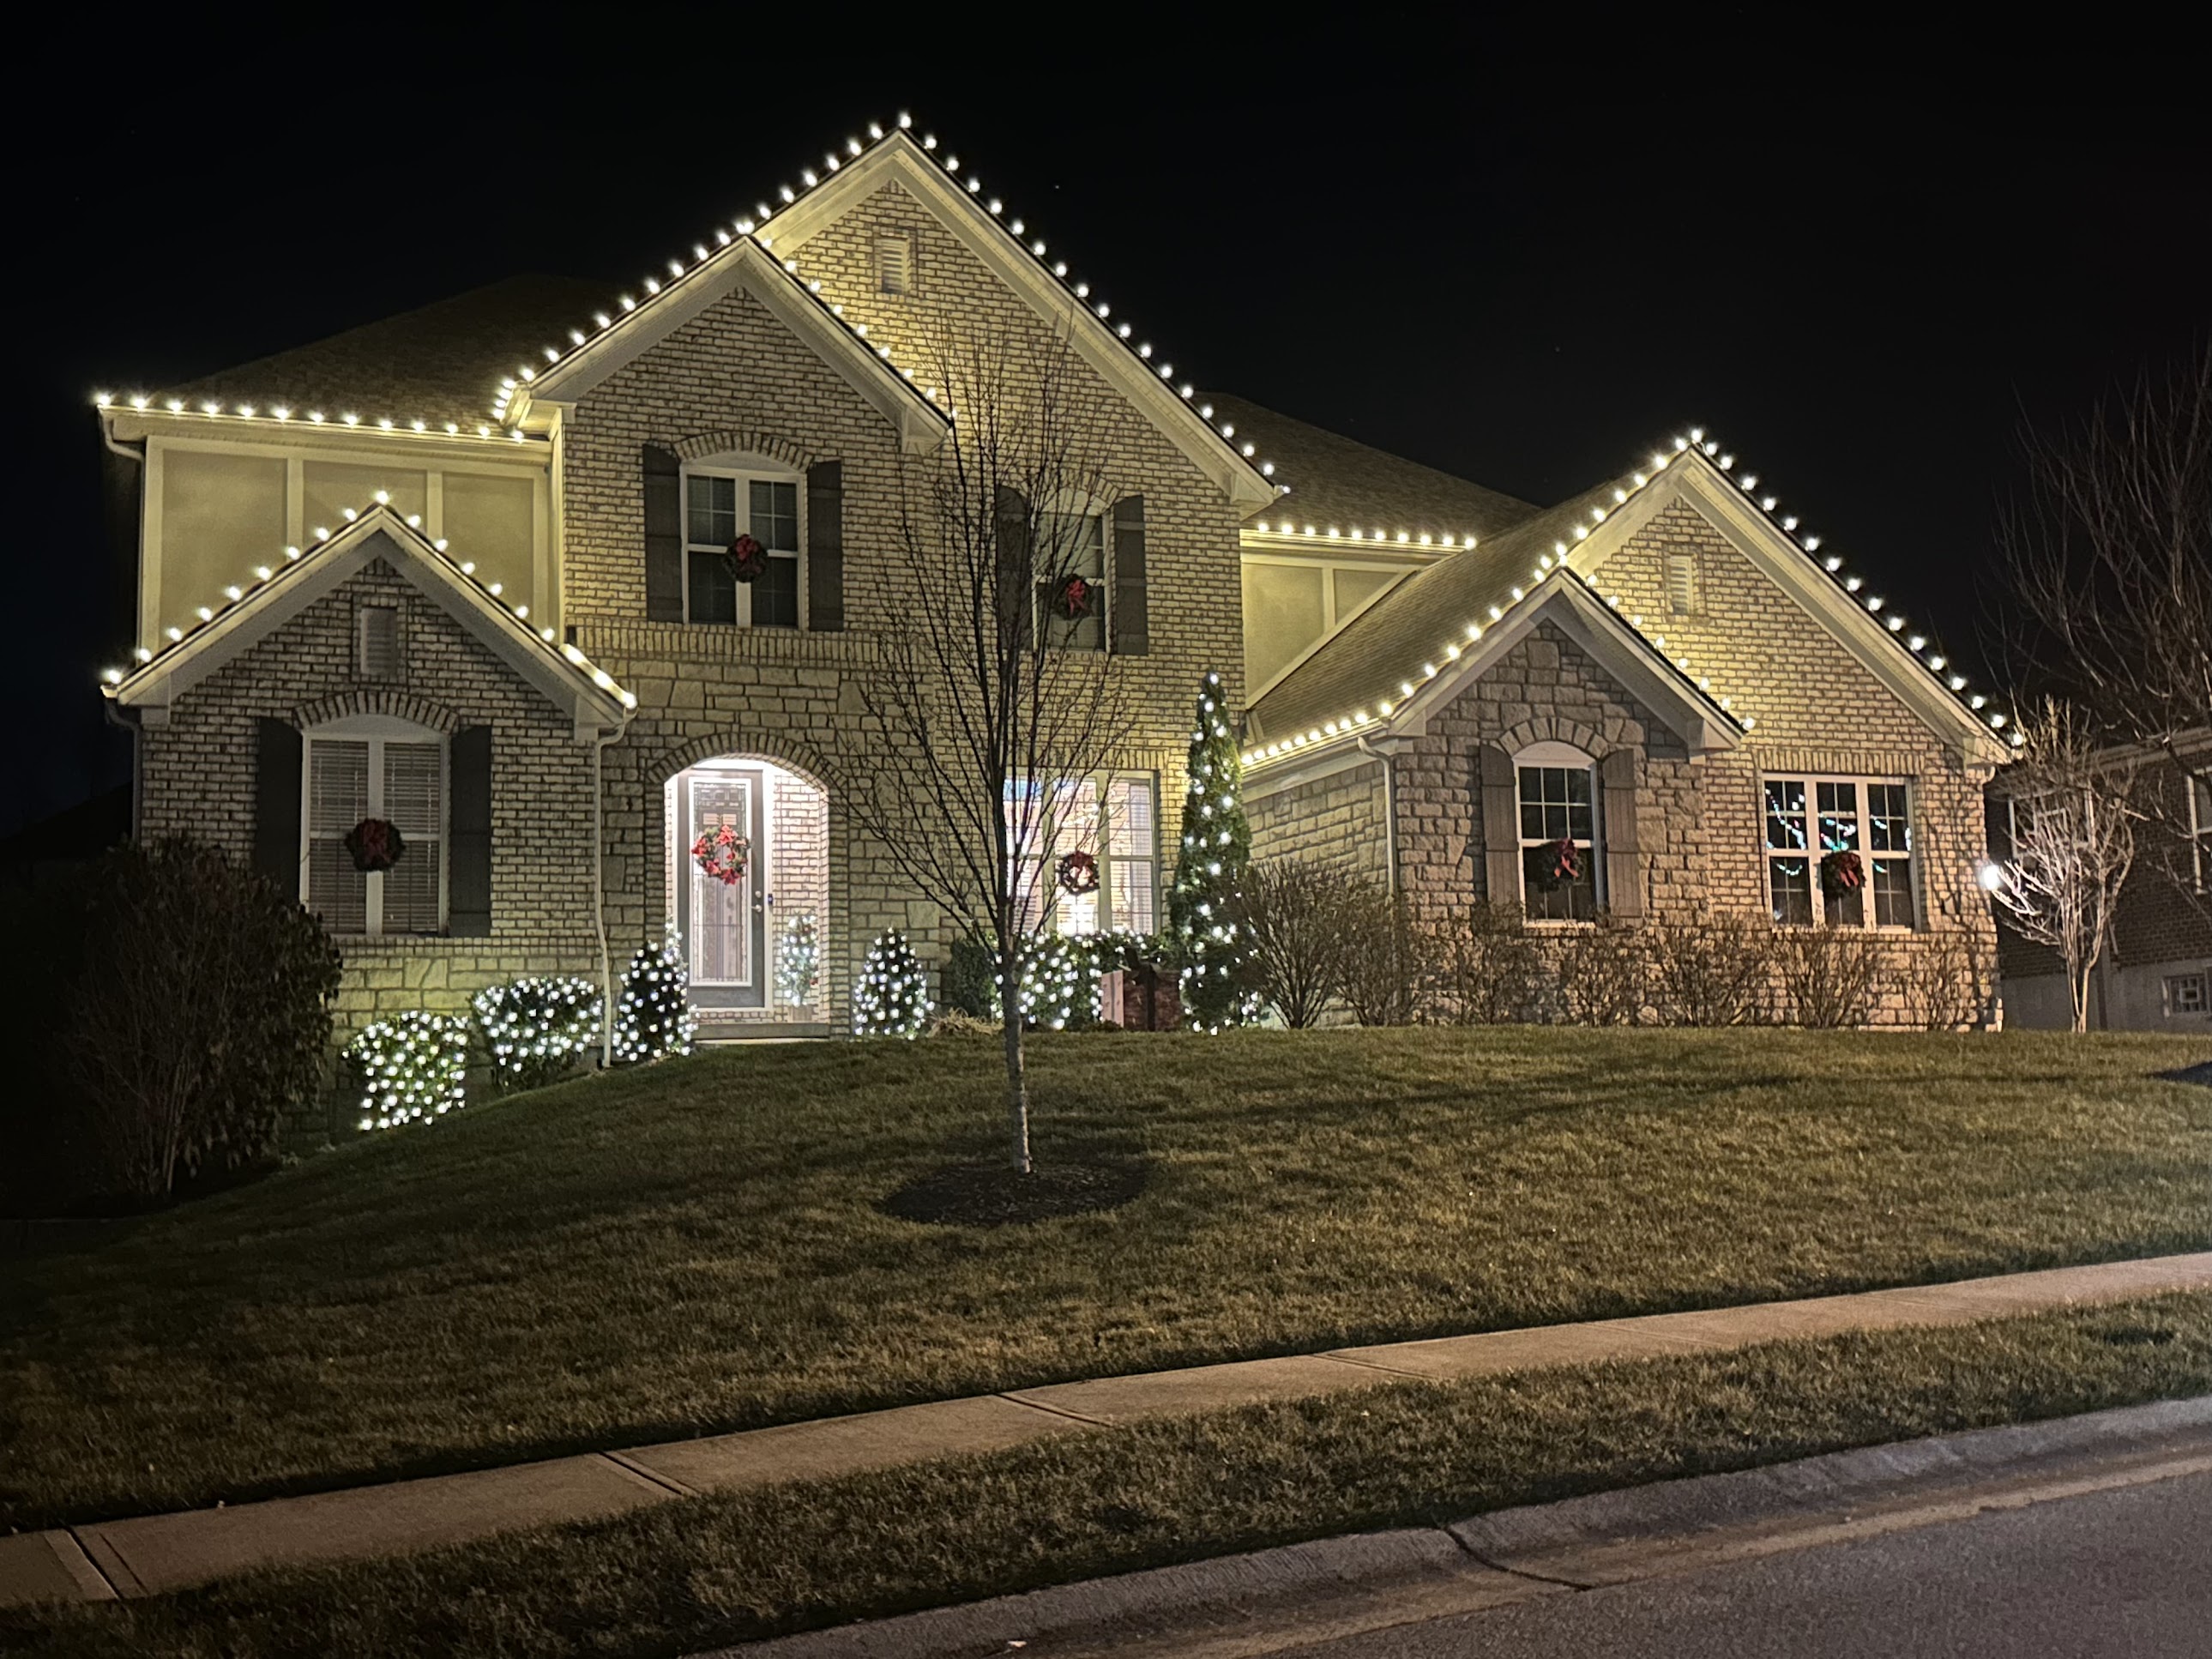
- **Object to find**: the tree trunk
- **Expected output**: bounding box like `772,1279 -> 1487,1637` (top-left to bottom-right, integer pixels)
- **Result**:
998,954 -> 1033,1173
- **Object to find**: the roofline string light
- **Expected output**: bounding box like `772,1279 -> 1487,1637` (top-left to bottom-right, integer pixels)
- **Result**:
1241,431 -> 2016,769
93,391 -> 540,447
99,495 -> 636,712
1245,521 -> 1483,551
486,116 -> 1283,491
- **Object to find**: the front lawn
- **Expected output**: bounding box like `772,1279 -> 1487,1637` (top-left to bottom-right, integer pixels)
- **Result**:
3,1027 -> 2206,1529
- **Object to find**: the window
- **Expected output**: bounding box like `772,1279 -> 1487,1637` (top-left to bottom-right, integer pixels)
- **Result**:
304,718 -> 445,936
2165,973 -> 2208,1017
874,232 -> 913,296
1004,773 -> 1158,937
1518,757 -> 1599,922
1665,552 -> 1700,615
356,604 -> 401,680
1035,511 -> 1107,651
684,468 -> 801,628
1765,775 -> 1914,928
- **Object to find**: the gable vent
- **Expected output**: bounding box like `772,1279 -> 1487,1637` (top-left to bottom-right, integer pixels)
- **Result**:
358,603 -> 401,680
1665,553 -> 1700,616
874,233 -> 913,296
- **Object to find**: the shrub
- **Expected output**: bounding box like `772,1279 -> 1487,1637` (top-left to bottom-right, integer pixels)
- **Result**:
613,937 -> 697,1063
854,929 -> 931,1038
347,1010 -> 472,1130
1648,915 -> 1779,1026
7,838 -> 341,1206
775,913 -> 822,1009
472,976 -> 603,1093
1019,932 -> 1102,1030
1425,900 -> 1546,1024
1337,878 -> 1425,1027
1558,917 -> 1649,1024
1903,929 -> 1990,1030
1235,858 -> 1353,1028
943,935 -> 1001,1020
1775,925 -> 1884,1028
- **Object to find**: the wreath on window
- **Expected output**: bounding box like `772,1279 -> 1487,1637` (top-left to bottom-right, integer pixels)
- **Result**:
1533,836 -> 1582,892
1819,848 -> 1865,897
691,824 -> 750,885
726,534 -> 768,583
1056,849 -> 1100,896
345,817 -> 407,873
1053,574 -> 1096,620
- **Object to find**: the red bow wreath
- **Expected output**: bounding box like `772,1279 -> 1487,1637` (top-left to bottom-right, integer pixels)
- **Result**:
1535,836 -> 1582,890
726,534 -> 768,582
1056,849 -> 1100,895
691,824 -> 750,885
1819,848 -> 1865,897
344,817 -> 407,873
1054,575 -> 1095,619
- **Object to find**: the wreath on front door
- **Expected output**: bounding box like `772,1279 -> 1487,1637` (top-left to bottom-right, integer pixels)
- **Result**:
1533,836 -> 1582,892
1052,574 -> 1096,621
1056,849 -> 1100,896
1819,848 -> 1865,898
726,534 -> 768,583
344,817 -> 407,873
691,824 -> 750,885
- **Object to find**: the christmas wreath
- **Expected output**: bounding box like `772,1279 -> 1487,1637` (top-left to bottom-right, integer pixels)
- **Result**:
1056,849 -> 1100,895
691,824 -> 750,885
1819,848 -> 1865,897
1533,836 -> 1582,891
1052,574 -> 1095,621
344,817 -> 407,873
726,534 -> 768,583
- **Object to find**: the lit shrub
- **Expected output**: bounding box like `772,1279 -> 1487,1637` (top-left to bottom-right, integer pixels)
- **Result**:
854,929 -> 931,1038
472,976 -> 602,1093
613,938 -> 697,1064
347,1010 -> 471,1131
775,913 -> 822,1010
1017,933 -> 1101,1030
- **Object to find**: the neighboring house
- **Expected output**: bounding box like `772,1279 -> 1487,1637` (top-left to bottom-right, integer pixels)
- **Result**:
94,120 -> 2016,1036
1990,748 -> 2212,1030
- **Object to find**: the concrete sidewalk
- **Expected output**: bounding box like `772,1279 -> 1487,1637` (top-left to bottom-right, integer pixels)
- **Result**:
4,1252 -> 2207,1608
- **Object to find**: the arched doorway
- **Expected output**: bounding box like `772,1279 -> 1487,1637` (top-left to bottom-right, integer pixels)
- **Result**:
665,756 -> 829,1029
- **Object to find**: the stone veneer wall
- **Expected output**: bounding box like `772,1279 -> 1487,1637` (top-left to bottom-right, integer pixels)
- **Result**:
1246,757 -> 1390,884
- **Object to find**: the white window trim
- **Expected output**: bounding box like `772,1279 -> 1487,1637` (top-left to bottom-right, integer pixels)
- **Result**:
1007,771 -> 1160,938
1033,500 -> 1111,654
2163,971 -> 2208,1017
678,458 -> 806,630
1763,772 -> 1920,932
1515,742 -> 1603,924
2190,769 -> 2211,891
300,712 -> 449,938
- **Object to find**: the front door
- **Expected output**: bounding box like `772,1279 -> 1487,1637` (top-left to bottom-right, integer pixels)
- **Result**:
677,767 -> 768,1008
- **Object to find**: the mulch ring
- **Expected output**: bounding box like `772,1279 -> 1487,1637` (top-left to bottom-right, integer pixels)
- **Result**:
880,1158 -> 1148,1228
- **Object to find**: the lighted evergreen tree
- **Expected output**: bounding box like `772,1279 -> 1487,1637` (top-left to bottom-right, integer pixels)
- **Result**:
775,912 -> 821,1009
612,935 -> 697,1064
853,928 -> 931,1039
1170,670 -> 1260,1031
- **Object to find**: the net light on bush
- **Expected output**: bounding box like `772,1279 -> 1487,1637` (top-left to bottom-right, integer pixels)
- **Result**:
613,936 -> 697,1064
472,976 -> 603,1092
348,1010 -> 472,1131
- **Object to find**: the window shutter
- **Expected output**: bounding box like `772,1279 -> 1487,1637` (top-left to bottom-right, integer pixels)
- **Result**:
643,444 -> 683,622
253,717 -> 303,893
1111,494 -> 1148,655
1480,745 -> 1522,909
448,725 -> 493,938
1600,747 -> 1643,919
807,461 -> 845,631
996,486 -> 1032,655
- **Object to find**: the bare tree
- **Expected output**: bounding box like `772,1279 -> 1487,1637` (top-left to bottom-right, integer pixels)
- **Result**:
1999,347 -> 2210,913
1985,702 -> 2141,1032
848,327 -> 1141,1173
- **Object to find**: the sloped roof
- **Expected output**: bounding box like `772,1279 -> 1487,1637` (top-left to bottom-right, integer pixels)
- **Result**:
1249,474 -> 1628,740
1213,395 -> 1540,545
156,275 -> 606,434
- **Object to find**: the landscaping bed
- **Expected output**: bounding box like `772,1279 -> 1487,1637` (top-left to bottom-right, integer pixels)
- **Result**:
2,1027 -> 2207,1529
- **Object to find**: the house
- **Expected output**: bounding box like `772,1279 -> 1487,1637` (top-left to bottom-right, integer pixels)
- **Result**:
94,118 -> 2016,1037
1990,745 -> 2212,1030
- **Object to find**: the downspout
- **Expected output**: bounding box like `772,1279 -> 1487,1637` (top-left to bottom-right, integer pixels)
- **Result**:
1354,734 -> 1399,896
592,722 -> 624,1069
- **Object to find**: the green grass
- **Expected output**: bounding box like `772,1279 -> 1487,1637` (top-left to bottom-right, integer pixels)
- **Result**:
9,1294 -> 2209,1659
3,1028 -> 2206,1531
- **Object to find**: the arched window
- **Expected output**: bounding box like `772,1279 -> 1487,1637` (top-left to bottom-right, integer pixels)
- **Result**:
302,713 -> 447,936
680,451 -> 804,628
1515,739 -> 1600,922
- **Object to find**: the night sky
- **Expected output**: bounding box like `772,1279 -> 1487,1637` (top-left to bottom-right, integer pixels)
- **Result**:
13,28 -> 2206,836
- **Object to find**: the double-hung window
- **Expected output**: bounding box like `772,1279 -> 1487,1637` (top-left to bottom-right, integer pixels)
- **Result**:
1764,775 -> 1914,928
303,718 -> 446,936
684,468 -> 800,628
1518,756 -> 1599,922
1003,773 -> 1158,937
1035,511 -> 1107,652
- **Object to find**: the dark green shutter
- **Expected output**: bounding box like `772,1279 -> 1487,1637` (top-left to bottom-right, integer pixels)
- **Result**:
252,717 -> 302,893
1111,495 -> 1148,655
807,461 -> 845,631
643,444 -> 683,622
1599,747 -> 1642,919
449,725 -> 493,937
1480,745 -> 1522,911
996,486 -> 1032,655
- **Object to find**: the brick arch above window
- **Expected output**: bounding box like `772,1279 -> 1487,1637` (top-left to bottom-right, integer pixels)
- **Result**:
1495,715 -> 1618,759
290,689 -> 462,734
673,431 -> 818,471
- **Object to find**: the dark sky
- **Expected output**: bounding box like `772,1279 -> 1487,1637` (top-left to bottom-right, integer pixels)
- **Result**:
12,26 -> 2207,835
